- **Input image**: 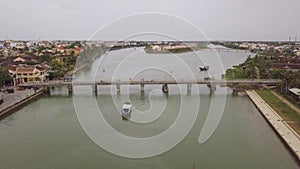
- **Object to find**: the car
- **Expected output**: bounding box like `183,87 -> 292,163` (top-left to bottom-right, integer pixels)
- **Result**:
0,95 -> 3,104
4,88 -> 14,94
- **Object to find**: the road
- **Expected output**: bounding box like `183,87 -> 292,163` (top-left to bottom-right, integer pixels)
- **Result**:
0,89 -> 35,113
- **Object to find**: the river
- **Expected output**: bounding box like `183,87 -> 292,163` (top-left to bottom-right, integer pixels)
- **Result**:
0,47 -> 299,169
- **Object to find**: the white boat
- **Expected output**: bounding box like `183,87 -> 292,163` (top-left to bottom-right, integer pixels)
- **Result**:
121,102 -> 132,119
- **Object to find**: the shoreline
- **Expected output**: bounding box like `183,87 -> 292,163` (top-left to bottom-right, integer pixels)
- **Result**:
144,48 -> 194,54
0,88 -> 44,119
0,47 -> 109,120
246,90 -> 300,160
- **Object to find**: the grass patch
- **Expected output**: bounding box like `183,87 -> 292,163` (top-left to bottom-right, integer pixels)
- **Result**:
276,90 -> 300,109
255,89 -> 300,134
225,66 -> 245,79
144,47 -> 194,54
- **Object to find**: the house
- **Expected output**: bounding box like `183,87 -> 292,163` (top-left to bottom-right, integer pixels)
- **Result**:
288,88 -> 300,102
8,65 -> 49,85
13,56 -> 26,62
67,47 -> 82,56
277,55 -> 290,63
40,62 -> 52,70
54,46 -> 65,53
151,45 -> 161,51
272,63 -> 300,70
8,65 -> 17,74
295,57 -> 300,63
25,53 -> 39,61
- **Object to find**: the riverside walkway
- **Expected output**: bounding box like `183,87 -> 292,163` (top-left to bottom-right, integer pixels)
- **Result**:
0,89 -> 44,118
246,90 -> 300,160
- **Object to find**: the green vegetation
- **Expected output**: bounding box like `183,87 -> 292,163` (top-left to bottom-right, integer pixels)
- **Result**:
68,41 -> 81,49
144,44 -> 207,54
272,69 -> 300,89
168,47 -> 193,53
49,55 -> 77,79
225,55 -> 300,89
276,90 -> 300,108
144,46 -> 166,54
226,55 -> 272,79
256,90 -> 300,134
37,46 -> 47,53
256,48 -> 280,57
222,43 -> 246,50
0,67 -> 11,86
39,54 -> 51,62
225,66 -> 246,79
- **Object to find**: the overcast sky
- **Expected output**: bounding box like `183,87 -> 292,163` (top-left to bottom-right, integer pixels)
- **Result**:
1,0 -> 299,41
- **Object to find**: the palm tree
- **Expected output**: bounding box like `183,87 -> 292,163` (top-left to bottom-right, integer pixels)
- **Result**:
281,70 -> 294,91
246,59 -> 256,79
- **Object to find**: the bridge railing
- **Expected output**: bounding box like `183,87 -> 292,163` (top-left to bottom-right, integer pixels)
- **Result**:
17,78 -> 282,87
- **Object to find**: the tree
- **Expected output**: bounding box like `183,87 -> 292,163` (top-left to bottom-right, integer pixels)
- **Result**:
69,41 -> 81,49
0,67 -> 11,86
245,59 -> 256,79
281,70 -> 294,91
290,70 -> 300,88
270,69 -> 284,79
39,54 -> 51,62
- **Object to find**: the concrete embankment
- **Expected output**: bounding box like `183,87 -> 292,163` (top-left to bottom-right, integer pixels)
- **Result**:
246,90 -> 300,160
0,89 -> 44,119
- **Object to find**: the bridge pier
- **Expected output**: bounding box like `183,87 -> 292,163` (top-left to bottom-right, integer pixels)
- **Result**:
92,84 -> 98,96
43,86 -> 50,94
187,83 -> 192,94
67,85 -> 73,95
116,82 -> 120,93
232,83 -> 239,92
162,83 -> 169,94
209,83 -> 216,94
141,79 -> 145,93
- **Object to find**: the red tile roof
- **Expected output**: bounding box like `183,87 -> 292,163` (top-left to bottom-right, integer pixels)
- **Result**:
16,67 -> 35,73
8,65 -> 17,72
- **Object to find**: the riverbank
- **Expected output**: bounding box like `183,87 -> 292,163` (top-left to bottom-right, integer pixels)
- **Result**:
144,44 -> 208,54
256,89 -> 300,134
0,88 -> 44,119
144,46 -> 194,54
65,47 -> 107,77
246,90 -> 300,160
269,90 -> 300,114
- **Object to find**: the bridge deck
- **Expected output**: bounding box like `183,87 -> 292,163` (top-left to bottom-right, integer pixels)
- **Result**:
18,79 -> 282,87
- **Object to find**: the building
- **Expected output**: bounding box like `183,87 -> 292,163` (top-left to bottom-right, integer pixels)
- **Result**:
13,56 -> 26,62
8,65 -> 49,85
288,88 -> 300,102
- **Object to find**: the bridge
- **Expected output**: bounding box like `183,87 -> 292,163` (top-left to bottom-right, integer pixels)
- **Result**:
18,79 -> 282,95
